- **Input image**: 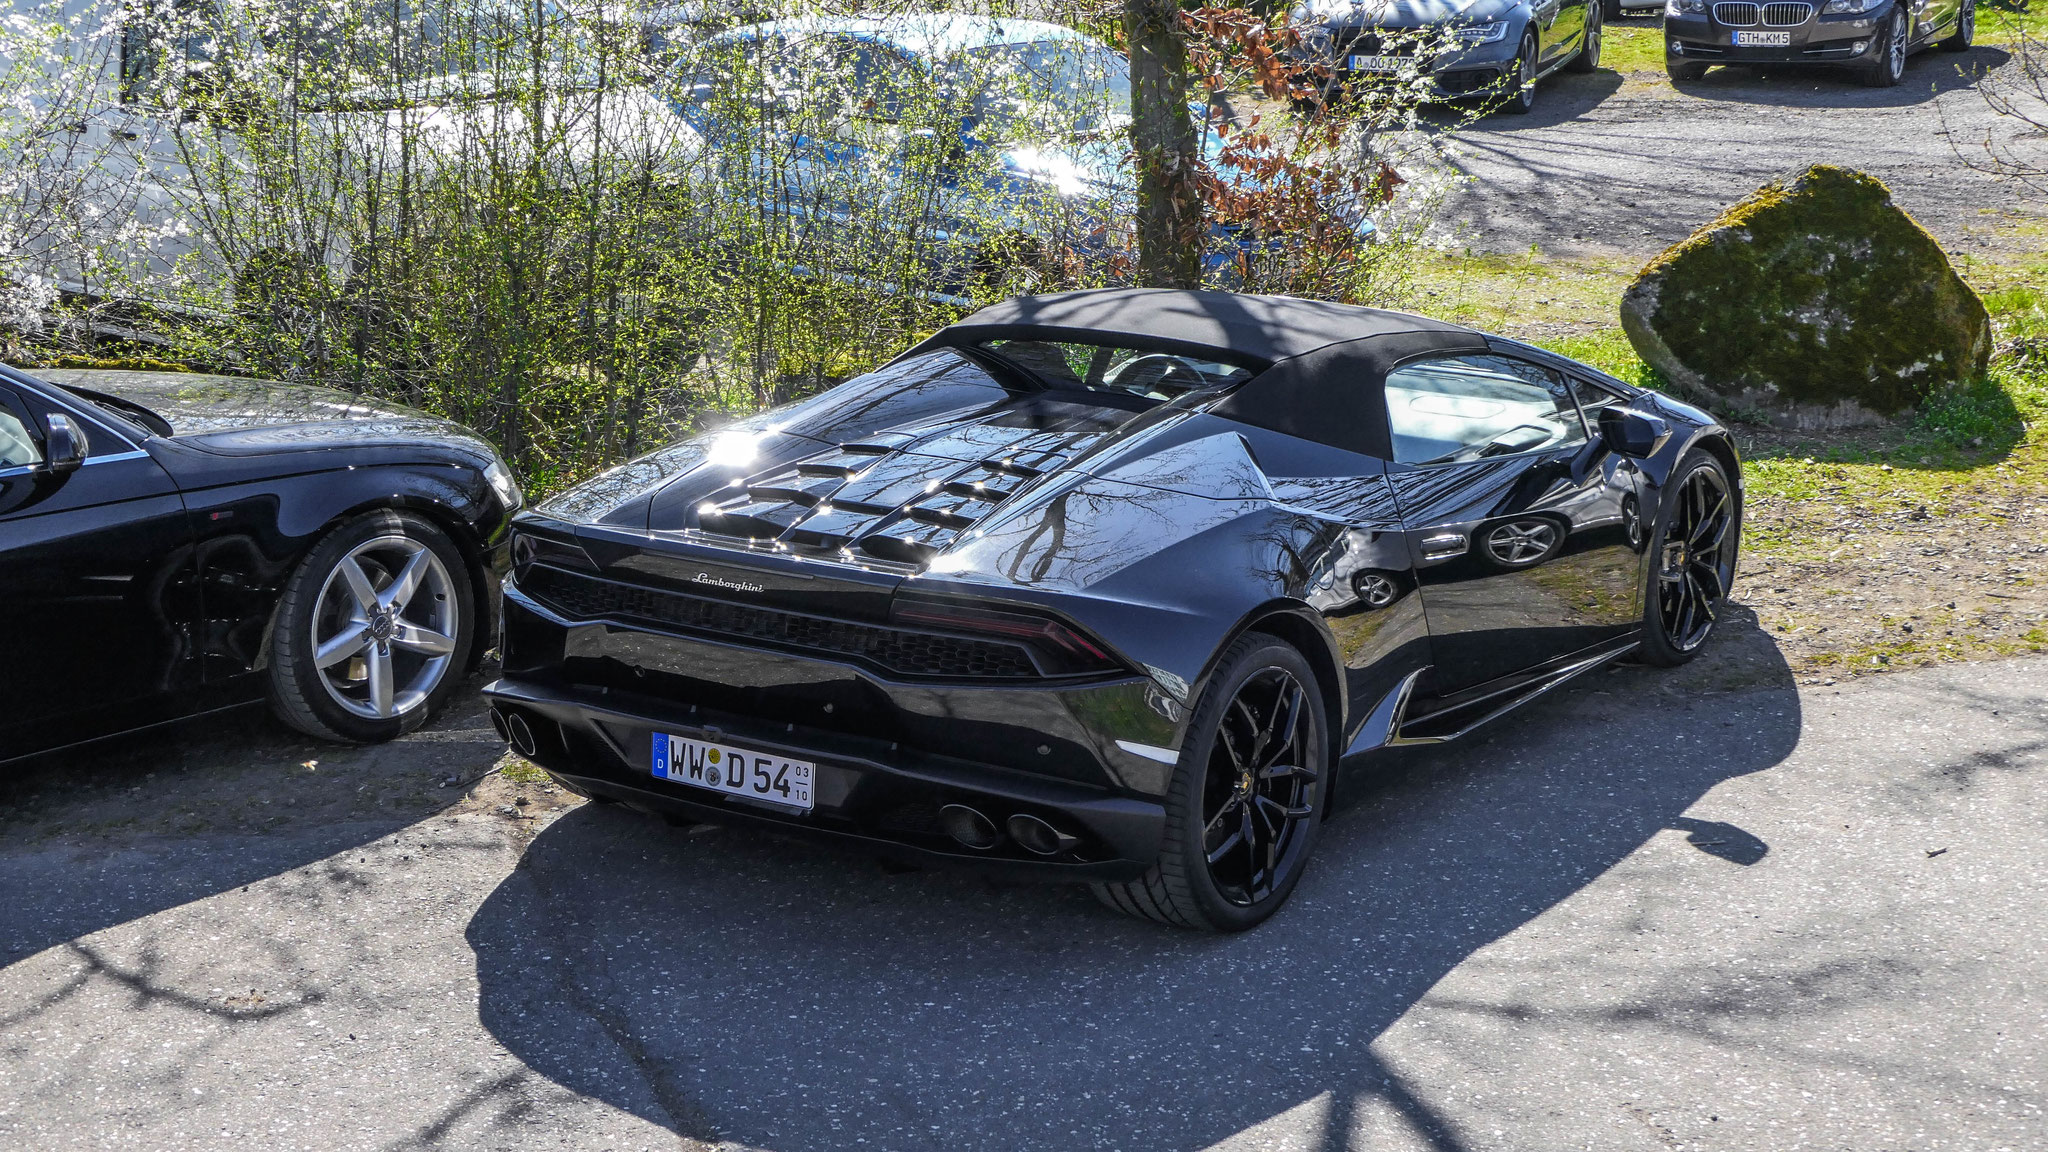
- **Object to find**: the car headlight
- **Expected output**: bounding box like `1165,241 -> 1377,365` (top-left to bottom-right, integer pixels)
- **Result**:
485,458 -> 524,513
1820,0 -> 1884,12
1666,0 -> 1707,12
1454,21 -> 1512,44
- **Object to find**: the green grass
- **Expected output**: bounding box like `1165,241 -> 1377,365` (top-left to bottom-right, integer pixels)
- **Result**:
1601,21 -> 1670,75
501,759 -> 552,784
1979,1 -> 2048,44
1392,244 -> 2048,514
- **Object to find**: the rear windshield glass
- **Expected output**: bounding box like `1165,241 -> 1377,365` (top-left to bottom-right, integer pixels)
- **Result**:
975,339 -> 1254,401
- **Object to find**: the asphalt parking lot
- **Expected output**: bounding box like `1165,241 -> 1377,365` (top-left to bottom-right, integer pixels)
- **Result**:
7,32 -> 2048,1151
2,651 -> 2042,1151
1439,31 -> 2037,256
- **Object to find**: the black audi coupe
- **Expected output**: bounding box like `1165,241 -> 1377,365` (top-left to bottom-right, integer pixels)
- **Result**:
0,366 -> 518,765
486,289 -> 1742,931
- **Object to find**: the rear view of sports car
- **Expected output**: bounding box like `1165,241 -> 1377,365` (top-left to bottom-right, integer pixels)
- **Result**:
486,289 -> 1742,931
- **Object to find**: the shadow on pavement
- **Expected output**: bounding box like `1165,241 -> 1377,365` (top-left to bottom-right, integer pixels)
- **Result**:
1457,68 -> 1626,131
0,691 -> 505,969
468,648 -> 1804,1151
1667,45 -> 2006,108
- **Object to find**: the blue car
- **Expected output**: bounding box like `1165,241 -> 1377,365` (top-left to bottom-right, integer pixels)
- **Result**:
670,13 -> 1374,298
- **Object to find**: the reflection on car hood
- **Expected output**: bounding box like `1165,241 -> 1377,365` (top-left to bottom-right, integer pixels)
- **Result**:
36,369 -> 490,457
543,350 -> 1271,575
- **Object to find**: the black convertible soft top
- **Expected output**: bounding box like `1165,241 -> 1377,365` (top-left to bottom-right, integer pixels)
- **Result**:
911,288 -> 1489,458
919,288 -> 1474,368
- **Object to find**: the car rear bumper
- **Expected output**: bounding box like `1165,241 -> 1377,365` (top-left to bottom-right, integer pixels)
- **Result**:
482,582 -> 1178,879
1665,10 -> 1886,63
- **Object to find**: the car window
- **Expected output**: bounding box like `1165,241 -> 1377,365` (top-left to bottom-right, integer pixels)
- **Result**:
1385,354 -> 1586,466
683,32 -> 918,124
0,405 -> 40,469
976,338 -> 1253,400
1567,373 -> 1622,419
950,40 -> 1131,138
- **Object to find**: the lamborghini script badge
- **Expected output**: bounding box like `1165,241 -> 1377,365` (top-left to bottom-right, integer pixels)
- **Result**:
693,572 -> 766,594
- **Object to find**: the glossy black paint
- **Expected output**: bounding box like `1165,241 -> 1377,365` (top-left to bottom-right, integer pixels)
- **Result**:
487,289 -> 1741,876
0,367 -> 517,764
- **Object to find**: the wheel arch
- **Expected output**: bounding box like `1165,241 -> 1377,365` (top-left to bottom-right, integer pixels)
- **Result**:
1198,600 -> 1348,814
323,493 -> 499,673
1669,428 -> 1744,532
254,488 -> 500,676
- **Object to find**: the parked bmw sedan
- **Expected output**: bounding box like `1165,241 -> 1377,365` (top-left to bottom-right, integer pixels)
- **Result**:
485,289 -> 1743,931
0,366 -> 519,765
1664,0 -> 1975,85
1288,0 -> 1603,114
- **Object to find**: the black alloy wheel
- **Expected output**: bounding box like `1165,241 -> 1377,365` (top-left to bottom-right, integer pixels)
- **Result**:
1094,635 -> 1328,932
1863,7 -> 1909,87
1569,1 -> 1603,72
1637,451 -> 1739,666
1941,0 -> 1975,50
1503,34 -> 1540,114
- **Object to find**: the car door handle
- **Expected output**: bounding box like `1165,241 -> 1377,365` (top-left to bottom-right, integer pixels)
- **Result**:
1420,532 -> 1468,560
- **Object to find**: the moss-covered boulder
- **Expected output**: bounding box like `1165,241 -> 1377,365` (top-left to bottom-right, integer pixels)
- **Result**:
1620,166 -> 1990,429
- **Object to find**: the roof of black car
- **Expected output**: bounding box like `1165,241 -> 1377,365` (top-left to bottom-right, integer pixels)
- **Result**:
931,288 -> 1473,366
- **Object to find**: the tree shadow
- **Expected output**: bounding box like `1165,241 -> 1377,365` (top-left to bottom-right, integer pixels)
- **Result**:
467,649 -> 1804,1151
1667,45 -> 2009,108
0,692 -> 505,969
1457,67 -> 1627,131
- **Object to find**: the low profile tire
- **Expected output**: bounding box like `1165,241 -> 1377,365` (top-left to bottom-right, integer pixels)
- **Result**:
268,510 -> 476,742
1667,58 -> 1709,81
1092,635 -> 1329,932
1940,0 -> 1974,50
1568,2 -> 1602,72
1602,0 -> 1624,19
1862,7 -> 1909,87
1635,450 -> 1740,667
1502,34 -> 1540,114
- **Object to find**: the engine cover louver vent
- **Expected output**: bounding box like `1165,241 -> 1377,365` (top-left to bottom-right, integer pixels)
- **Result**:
693,420 -> 1107,567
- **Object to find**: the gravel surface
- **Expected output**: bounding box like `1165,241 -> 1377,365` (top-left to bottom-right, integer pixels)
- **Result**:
2,655 -> 2042,1151
1432,33 -> 2040,257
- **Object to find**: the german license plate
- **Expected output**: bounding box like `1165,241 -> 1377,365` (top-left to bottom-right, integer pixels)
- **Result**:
1734,31 -> 1792,45
1350,54 -> 1403,73
652,733 -> 814,812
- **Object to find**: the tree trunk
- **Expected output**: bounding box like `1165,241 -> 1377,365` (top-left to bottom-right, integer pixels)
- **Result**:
1124,0 -> 1204,289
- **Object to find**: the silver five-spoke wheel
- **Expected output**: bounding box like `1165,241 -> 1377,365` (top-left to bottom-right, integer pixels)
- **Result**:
269,510 -> 476,742
312,535 -> 459,720
1487,519 -> 1559,567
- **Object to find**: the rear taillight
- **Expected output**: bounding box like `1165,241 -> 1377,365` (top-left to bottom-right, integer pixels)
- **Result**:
890,598 -> 1124,677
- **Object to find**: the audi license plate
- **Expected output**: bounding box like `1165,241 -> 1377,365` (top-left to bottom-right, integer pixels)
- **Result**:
1349,54 -> 1403,73
1734,31 -> 1792,45
652,733 -> 814,812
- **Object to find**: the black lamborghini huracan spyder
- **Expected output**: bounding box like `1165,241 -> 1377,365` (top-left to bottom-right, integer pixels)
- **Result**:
486,289 -> 1742,931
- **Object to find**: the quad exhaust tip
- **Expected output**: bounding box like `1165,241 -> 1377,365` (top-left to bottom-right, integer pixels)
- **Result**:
1006,813 -> 1080,857
939,804 -> 1002,850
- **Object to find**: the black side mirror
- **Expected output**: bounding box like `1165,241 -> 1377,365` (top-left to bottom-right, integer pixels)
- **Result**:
43,413 -> 87,474
1598,406 -> 1670,458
